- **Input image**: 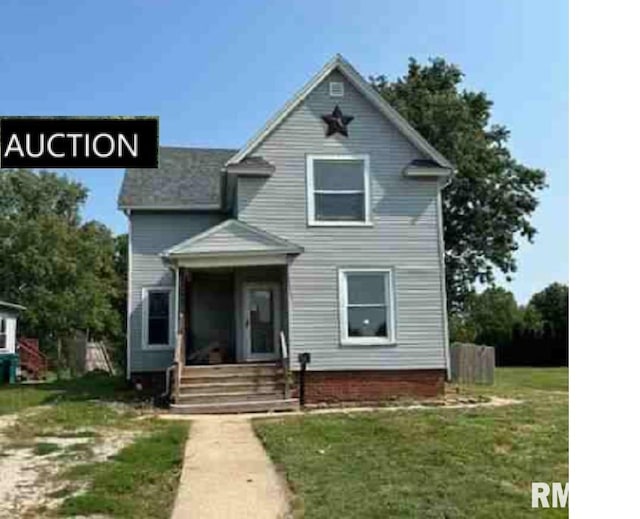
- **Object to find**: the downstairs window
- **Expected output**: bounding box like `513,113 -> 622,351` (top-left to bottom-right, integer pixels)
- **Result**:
338,269 -> 396,345
142,287 -> 174,348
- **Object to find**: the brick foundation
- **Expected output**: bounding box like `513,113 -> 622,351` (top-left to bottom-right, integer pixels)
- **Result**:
292,369 -> 446,404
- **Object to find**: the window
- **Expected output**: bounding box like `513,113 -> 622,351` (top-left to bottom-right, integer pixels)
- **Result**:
329,81 -> 344,97
339,269 -> 395,345
0,317 -> 6,349
306,155 -> 371,226
142,287 -> 174,348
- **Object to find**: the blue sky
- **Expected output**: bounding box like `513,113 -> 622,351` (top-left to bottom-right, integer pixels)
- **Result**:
1,0 -> 567,303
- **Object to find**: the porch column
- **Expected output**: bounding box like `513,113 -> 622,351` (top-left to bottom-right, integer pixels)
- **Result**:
174,266 -> 180,350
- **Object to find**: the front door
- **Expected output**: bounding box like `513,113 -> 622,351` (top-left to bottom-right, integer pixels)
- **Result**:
242,282 -> 281,362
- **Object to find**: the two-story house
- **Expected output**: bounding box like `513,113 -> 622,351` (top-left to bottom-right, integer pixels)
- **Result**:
118,55 -> 454,413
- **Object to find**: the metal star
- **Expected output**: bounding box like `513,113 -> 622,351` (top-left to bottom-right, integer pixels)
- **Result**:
321,105 -> 354,137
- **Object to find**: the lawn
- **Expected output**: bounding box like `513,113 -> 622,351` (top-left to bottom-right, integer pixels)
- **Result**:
254,368 -> 568,518
0,372 -> 189,518
0,371 -> 152,415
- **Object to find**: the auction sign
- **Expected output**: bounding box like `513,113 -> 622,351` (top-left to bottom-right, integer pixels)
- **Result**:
0,117 -> 158,168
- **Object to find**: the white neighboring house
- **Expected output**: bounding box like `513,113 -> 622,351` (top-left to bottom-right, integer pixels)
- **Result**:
0,300 -> 25,354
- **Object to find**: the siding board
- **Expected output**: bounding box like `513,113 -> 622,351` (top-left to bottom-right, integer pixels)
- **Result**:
237,70 -> 447,371
129,211 -> 225,372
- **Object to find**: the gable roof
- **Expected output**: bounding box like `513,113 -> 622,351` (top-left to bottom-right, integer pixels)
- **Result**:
118,147 -> 237,210
226,54 -> 454,170
162,219 -> 303,258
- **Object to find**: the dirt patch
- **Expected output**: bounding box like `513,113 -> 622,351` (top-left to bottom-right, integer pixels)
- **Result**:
0,415 -> 142,517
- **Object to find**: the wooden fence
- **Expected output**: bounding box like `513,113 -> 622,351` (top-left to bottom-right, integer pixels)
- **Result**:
450,343 -> 495,385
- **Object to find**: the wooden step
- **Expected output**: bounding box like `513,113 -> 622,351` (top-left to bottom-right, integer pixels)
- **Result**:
182,363 -> 280,377
170,398 -> 299,415
175,391 -> 285,405
180,372 -> 282,385
179,381 -> 283,395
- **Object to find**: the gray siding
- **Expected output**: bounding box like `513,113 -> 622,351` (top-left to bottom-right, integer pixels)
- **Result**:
237,69 -> 447,371
129,211 -> 225,373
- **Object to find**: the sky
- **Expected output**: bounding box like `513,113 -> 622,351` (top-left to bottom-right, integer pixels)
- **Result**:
0,0 -> 567,304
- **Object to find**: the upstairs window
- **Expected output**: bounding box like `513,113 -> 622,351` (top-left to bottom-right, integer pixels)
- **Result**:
339,269 -> 396,345
142,287 -> 174,348
306,155 -> 371,226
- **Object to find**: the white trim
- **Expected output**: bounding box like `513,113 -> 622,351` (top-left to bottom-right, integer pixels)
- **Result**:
306,154 -> 371,226
242,282 -> 281,362
436,190 -> 452,379
329,81 -> 344,97
171,254 -> 289,269
174,266 -> 180,353
126,219 -> 132,379
162,218 -> 303,257
226,54 -> 453,170
338,268 -> 396,346
118,204 -> 221,211
141,286 -> 175,351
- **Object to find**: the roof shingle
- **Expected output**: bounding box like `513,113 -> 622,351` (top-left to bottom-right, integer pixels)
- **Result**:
118,146 -> 237,210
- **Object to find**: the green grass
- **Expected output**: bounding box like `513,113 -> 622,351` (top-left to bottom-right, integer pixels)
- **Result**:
494,367 -> 568,392
33,442 -> 61,456
254,367 -> 568,519
0,372 -> 190,517
58,421 -> 190,518
5,401 -> 136,440
0,371 -> 149,415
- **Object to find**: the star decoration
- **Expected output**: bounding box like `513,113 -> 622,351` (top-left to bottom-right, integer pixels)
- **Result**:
321,105 -> 354,137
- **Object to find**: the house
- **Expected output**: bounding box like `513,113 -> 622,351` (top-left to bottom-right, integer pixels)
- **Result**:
118,55 -> 454,413
0,300 -> 25,383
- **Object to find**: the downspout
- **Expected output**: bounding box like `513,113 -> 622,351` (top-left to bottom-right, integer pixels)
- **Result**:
436,173 -> 454,381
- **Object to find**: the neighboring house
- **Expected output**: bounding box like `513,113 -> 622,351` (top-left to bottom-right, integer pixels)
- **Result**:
118,55 -> 454,413
0,300 -> 25,383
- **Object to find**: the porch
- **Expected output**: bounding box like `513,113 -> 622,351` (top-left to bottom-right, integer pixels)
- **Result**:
162,219 -> 301,413
179,266 -> 288,366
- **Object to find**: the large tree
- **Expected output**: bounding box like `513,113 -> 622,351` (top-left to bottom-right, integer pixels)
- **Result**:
372,58 -> 546,309
458,287 -> 522,347
0,169 -> 121,367
529,282 -> 568,334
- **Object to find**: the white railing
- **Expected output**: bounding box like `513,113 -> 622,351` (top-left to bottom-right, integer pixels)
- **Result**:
279,331 -> 290,398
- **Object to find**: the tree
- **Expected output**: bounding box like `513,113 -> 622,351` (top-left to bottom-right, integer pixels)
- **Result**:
529,283 -> 569,334
111,233 -> 128,370
0,169 -> 122,371
520,304 -> 543,332
372,58 -> 547,309
466,287 -> 521,347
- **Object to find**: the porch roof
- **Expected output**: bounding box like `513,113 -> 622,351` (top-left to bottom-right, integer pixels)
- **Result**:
161,219 -> 303,262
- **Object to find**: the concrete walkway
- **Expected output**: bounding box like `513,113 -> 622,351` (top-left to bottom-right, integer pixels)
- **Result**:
169,397 -> 520,518
171,415 -> 290,519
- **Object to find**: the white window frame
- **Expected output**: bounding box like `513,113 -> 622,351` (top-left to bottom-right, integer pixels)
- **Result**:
338,268 -> 396,346
329,81 -> 344,97
306,154 -> 372,226
141,286 -> 175,350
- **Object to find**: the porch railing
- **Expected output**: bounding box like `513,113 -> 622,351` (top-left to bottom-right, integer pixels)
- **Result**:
17,338 -> 48,380
279,331 -> 290,398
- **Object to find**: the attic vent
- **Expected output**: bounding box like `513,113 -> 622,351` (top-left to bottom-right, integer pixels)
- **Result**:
329,81 -> 344,97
